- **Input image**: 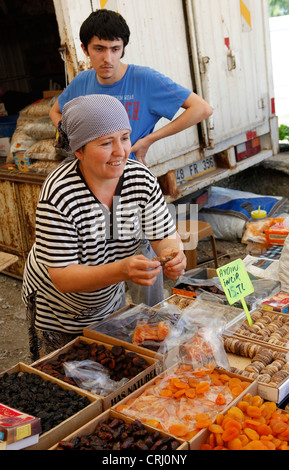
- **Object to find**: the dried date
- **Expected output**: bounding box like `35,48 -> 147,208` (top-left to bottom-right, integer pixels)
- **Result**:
35,339 -> 149,390
57,417 -> 181,450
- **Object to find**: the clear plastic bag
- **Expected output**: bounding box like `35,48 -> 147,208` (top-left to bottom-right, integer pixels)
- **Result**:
158,299 -> 235,371
63,360 -> 129,396
88,303 -> 182,352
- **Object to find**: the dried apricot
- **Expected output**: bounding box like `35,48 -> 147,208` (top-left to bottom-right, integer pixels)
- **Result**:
215,414 -> 224,426
222,427 -> 240,441
252,395 -> 264,407
209,424 -> 224,434
196,381 -> 210,394
215,393 -> 227,406
247,405 -> 262,418
174,389 -> 186,399
231,385 -> 244,397
168,423 -> 189,437
271,419 -> 288,435
196,418 -> 213,429
227,438 -> 242,450
219,374 -> 231,383
185,388 -> 196,399
244,427 -> 259,441
188,377 -> 199,388
257,424 -> 272,436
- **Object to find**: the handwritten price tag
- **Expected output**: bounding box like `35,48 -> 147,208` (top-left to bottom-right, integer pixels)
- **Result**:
217,259 -> 254,326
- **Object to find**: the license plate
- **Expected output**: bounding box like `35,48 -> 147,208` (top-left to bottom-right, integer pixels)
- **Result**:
175,156 -> 216,185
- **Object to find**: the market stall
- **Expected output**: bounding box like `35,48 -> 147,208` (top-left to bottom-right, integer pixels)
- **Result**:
2,230 -> 289,451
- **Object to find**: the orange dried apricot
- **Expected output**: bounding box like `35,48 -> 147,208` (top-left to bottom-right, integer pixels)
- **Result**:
244,419 -> 263,431
185,388 -> 196,399
174,389 -> 186,399
246,405 -> 262,418
188,377 -> 200,388
239,434 -> 249,447
168,423 -> 189,437
227,438 -> 242,450
218,374 -> 231,383
196,381 -> 210,394
209,424 -> 224,434
231,385 -> 244,397
244,427 -> 259,441
222,427 -> 240,442
215,414 -> 224,426
196,418 -> 213,429
252,395 -> 264,407
257,424 -> 272,436
237,401 -> 249,413
270,419 -> 288,435
215,393 -> 227,406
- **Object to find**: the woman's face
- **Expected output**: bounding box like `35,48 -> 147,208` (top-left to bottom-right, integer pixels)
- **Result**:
75,129 -> 131,183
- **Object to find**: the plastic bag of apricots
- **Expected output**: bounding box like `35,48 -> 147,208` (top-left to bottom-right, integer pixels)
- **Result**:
116,362 -> 251,441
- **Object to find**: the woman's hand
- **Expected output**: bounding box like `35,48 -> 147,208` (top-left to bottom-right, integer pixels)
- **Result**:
121,255 -> 162,286
161,249 -> 187,280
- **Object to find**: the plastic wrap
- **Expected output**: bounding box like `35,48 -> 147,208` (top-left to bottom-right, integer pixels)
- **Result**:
158,299 -> 235,371
116,363 -> 251,440
63,360 -> 129,396
87,303 -> 182,352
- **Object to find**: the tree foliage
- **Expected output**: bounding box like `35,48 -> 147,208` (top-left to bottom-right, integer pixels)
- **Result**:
269,0 -> 289,16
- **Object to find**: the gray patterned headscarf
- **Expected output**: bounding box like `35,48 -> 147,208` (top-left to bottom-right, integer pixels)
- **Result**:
62,94 -> 132,153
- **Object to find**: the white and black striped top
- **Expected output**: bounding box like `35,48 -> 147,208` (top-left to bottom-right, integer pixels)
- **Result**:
22,158 -> 176,334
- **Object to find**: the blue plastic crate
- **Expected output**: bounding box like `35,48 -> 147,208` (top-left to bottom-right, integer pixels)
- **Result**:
0,115 -> 18,137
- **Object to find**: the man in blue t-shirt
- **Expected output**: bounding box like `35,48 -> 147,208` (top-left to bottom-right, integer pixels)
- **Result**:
49,9 -> 213,305
50,9 -> 212,164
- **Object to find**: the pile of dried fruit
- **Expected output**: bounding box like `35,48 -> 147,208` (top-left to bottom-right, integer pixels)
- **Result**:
132,321 -> 170,346
34,339 -> 149,387
57,417 -> 181,450
0,371 -> 90,434
200,393 -> 289,450
116,364 -> 250,440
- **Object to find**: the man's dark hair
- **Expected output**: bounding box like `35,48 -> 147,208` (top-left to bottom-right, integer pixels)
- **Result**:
80,9 -> 130,56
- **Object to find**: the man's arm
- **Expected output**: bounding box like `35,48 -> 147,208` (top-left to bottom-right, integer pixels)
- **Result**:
131,92 -> 213,164
49,99 -> 62,127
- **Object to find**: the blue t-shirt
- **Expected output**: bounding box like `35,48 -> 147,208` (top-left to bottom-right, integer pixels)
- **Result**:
58,65 -> 191,158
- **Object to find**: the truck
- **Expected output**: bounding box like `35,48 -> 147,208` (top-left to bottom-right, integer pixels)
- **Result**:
53,0 -> 279,203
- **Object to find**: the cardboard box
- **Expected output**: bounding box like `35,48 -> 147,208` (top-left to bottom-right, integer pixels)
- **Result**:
0,363 -> 102,450
32,336 -> 161,410
49,409 -> 188,450
112,363 -> 256,447
262,291 -> 289,313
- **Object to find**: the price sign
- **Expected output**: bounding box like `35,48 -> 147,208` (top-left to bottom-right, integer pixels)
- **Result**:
217,259 -> 254,326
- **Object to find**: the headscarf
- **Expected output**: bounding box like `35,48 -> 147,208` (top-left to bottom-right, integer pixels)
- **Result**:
57,94 -> 131,153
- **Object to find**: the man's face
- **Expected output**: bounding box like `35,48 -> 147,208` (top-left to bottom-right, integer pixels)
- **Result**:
82,36 -> 125,84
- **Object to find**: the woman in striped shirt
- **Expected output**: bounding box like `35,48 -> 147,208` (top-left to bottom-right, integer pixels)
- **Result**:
22,94 -> 186,360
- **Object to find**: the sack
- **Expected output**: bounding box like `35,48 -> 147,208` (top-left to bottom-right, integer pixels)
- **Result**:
25,139 -> 65,161
23,116 -> 56,140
